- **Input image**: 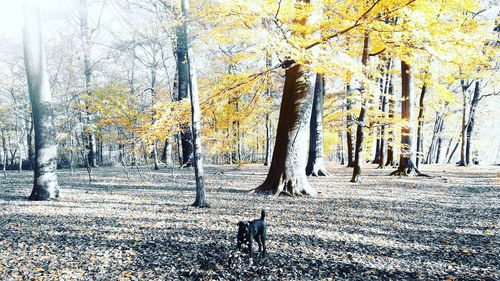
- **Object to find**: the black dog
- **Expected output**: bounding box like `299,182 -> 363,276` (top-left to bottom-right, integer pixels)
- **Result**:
237,209 -> 267,256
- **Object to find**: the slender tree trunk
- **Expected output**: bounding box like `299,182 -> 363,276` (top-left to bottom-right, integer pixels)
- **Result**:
377,82 -> 387,169
415,84 -> 427,167
448,140 -> 459,164
150,65 -> 160,170
1,129 -> 7,179
385,76 -> 395,167
179,0 -> 208,207
23,3 -> 60,200
339,129 -> 345,165
176,6 -> 193,168
18,142 -> 22,172
79,0 -> 97,167
350,33 -> 370,183
372,133 -> 381,164
264,53 -> 273,166
435,133 -> 443,163
434,114 -> 445,163
264,114 -> 272,166
378,58 -> 393,169
306,74 -> 329,176
26,113 -> 34,169
345,84 -> 355,167
458,81 -> 469,166
390,61 -> 424,176
466,81 -> 480,165
425,113 -> 440,164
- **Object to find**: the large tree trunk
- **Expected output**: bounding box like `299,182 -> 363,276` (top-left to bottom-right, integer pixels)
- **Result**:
306,74 -> 329,176
255,65 -> 316,196
256,0 -> 317,196
23,3 -> 60,200
176,7 -> 194,168
179,0 -> 208,207
345,84 -> 355,167
350,33 -> 370,183
415,84 -> 427,167
465,81 -> 480,165
79,0 -> 97,167
390,61 -> 423,176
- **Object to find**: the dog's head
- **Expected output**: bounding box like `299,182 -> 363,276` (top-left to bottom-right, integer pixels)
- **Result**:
237,221 -> 250,242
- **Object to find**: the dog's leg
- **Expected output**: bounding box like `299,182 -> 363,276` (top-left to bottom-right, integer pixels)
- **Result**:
261,229 -> 267,255
248,228 -> 253,256
256,235 -> 262,252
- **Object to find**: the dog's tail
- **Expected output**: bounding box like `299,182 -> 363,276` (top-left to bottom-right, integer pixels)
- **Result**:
260,209 -> 266,220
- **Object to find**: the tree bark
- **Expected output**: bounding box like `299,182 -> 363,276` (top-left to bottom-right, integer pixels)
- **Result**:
306,74 -> 329,176
179,0 -> 208,207
176,6 -> 194,168
264,53 -> 273,166
425,113 -> 439,164
415,84 -> 427,167
26,113 -> 34,169
390,61 -> 423,176
23,3 -> 60,200
385,73 -> 395,167
1,129 -> 7,179
345,84 -> 355,167
447,140 -> 459,164
350,33 -> 370,183
458,80 -> 470,166
378,58 -> 393,169
466,81 -> 480,165
79,0 -> 97,167
255,65 -> 316,196
162,139 -> 173,165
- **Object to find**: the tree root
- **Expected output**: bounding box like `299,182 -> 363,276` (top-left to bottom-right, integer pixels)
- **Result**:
389,167 -> 430,177
254,174 -> 318,197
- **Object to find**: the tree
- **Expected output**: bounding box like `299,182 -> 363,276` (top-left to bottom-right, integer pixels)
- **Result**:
390,61 -> 424,176
175,1 -> 194,168
415,84 -> 427,167
385,78 -> 395,167
23,3 -> 60,200
179,0 -> 208,207
255,64 -> 316,196
344,84 -> 355,167
377,58 -> 393,169
79,0 -> 97,167
350,33 -> 370,183
306,74 -> 329,176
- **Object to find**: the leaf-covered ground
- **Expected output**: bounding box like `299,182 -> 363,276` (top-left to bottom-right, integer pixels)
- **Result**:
0,164 -> 498,280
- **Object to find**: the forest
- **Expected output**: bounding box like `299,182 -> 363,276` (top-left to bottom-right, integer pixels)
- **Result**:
0,0 -> 499,280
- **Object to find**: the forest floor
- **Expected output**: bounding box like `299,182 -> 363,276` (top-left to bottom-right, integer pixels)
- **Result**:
0,164 -> 498,280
